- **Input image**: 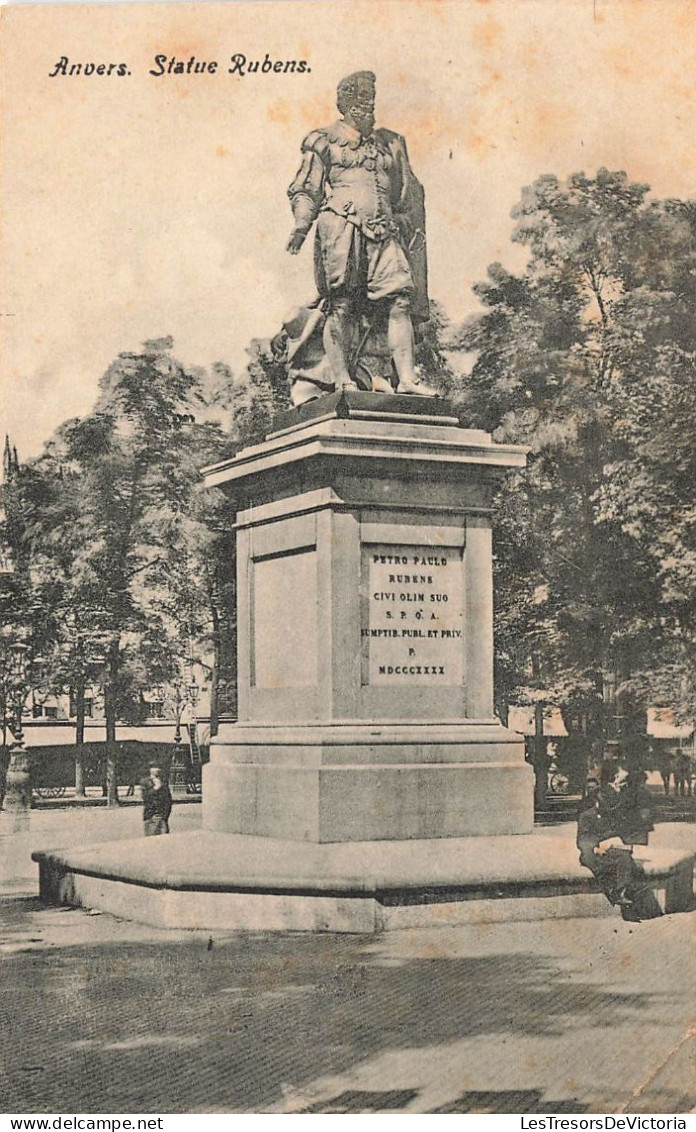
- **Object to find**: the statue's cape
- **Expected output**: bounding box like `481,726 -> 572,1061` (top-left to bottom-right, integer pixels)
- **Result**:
374,127 -> 429,326
400,165 -> 429,326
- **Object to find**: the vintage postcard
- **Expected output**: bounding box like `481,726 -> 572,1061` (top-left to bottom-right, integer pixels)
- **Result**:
1,0 -> 695,1119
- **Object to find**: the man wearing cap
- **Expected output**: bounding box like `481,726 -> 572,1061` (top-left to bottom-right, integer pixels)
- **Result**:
287,70 -> 435,397
141,763 -> 173,836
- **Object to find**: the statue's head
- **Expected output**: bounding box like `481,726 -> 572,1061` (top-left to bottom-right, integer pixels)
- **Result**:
337,71 -> 376,137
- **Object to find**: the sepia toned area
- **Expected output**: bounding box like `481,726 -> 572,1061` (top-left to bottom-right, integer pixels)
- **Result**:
2,0 -> 696,1118
3,0 -> 696,456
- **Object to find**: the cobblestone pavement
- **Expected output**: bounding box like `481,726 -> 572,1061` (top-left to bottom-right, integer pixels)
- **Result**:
1,809 -> 694,1115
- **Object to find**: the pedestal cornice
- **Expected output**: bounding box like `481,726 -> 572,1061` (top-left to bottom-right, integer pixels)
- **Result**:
202,392 -> 528,503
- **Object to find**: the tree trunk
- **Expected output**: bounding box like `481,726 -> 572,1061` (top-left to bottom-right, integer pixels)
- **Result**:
531,654 -> 548,812
209,607 -> 221,738
613,650 -> 646,767
494,688 -> 509,727
533,701 -> 548,812
104,645 -> 119,807
0,744 -> 10,809
74,680 -> 86,797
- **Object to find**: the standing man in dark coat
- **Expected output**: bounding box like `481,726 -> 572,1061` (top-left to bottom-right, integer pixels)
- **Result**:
141,763 -> 172,836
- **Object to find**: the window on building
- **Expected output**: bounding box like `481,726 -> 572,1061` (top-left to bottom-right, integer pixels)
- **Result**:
70,693 -> 95,718
44,706 -> 58,720
147,701 -> 164,719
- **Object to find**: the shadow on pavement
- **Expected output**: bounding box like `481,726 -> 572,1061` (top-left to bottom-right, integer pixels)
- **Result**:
301,1088 -> 588,1114
0,896 -> 673,1114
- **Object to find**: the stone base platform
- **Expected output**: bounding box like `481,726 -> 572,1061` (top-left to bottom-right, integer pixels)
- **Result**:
204,721 -> 532,841
32,832 -> 694,933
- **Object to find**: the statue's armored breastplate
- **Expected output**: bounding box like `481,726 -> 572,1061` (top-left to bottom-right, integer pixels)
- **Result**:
323,135 -> 396,239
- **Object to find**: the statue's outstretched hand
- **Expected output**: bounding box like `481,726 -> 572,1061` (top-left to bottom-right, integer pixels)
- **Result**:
287,230 -> 306,255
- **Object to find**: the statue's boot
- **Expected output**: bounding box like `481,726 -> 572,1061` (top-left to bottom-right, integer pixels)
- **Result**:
290,379 -> 324,407
324,302 -> 359,395
387,296 -> 439,397
371,374 -> 396,395
395,374 -> 439,397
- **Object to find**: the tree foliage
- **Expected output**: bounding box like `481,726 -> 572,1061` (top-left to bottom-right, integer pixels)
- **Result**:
459,169 -> 696,740
14,338 -> 234,802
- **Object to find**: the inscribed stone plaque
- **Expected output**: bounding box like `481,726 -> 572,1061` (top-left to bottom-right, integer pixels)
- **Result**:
252,550 -> 318,688
362,544 -> 464,686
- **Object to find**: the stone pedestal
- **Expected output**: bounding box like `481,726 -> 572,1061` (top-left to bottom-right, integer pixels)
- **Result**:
36,392 -> 696,934
203,392 -> 533,842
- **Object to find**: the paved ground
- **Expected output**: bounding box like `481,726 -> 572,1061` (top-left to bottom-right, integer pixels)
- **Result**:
1,807 -> 694,1115
0,801 -> 203,896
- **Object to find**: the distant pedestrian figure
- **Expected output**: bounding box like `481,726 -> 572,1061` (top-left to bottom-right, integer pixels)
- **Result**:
618,767 -> 654,845
660,753 -> 673,796
674,752 -> 693,798
141,763 -> 172,836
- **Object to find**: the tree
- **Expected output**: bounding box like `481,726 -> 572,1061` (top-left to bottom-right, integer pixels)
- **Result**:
459,170 -> 696,758
0,442 -> 47,807
226,339 -> 292,451
17,447 -> 109,795
20,338 -> 232,804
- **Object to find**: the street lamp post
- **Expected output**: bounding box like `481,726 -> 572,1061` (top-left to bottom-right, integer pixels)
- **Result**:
187,674 -> 200,712
185,672 -> 203,794
4,642 -> 31,812
167,659 -> 202,794
169,685 -> 187,792
187,672 -> 200,753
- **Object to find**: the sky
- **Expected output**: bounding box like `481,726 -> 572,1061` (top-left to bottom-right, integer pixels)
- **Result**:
2,0 -> 696,458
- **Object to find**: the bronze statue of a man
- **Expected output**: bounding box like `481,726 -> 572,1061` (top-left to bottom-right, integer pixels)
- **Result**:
286,70 -> 436,398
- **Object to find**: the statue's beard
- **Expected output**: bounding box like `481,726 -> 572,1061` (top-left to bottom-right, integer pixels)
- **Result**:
352,108 -> 375,136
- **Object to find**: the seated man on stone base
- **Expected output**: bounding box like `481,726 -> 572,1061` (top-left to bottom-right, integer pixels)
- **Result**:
577,763 -> 661,922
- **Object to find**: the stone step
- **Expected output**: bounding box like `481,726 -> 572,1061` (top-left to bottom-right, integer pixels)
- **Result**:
33,831 -> 695,934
